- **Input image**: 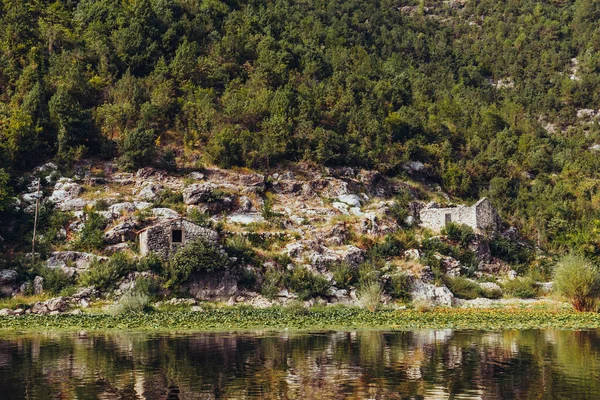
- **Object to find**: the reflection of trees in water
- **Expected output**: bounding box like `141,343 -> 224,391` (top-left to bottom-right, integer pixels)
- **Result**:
0,329 -> 599,399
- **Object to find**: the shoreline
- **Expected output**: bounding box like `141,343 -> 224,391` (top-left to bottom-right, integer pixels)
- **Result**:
0,307 -> 599,333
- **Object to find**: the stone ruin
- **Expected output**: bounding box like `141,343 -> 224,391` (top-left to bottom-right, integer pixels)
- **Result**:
419,198 -> 500,235
138,218 -> 219,258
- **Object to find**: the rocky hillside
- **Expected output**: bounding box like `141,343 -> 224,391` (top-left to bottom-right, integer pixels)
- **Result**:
0,159 -> 554,315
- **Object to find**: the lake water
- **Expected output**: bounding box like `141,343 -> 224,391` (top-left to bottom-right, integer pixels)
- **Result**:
0,329 -> 599,399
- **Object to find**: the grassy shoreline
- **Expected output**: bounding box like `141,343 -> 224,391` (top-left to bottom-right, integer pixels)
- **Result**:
1,307 -> 599,332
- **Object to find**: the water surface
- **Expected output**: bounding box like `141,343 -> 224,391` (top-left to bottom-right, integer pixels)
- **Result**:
0,329 -> 599,399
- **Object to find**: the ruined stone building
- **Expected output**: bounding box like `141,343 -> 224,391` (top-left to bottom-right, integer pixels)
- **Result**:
138,218 -> 219,258
419,198 -> 500,235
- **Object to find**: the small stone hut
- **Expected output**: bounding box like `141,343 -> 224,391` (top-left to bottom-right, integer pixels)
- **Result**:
138,218 -> 219,258
419,198 -> 500,235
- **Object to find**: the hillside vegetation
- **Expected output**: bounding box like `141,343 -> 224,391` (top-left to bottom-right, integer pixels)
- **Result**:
0,0 -> 599,257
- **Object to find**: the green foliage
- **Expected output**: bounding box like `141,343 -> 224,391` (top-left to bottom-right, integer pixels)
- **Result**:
187,208 -> 213,228
385,273 -> 412,302
261,194 -> 279,221
443,276 -> 481,300
38,267 -> 73,296
118,129 -> 158,171
166,239 -> 229,287
331,262 -> 358,290
261,267 -> 285,300
490,237 -> 535,266
441,223 -> 475,247
284,266 -> 329,300
0,169 -> 13,212
111,291 -> 152,315
358,282 -> 383,312
0,0 -> 599,260
78,253 -> 134,291
369,234 -> 406,259
503,278 -> 539,299
70,211 -> 106,252
225,236 -> 257,265
554,254 -> 600,312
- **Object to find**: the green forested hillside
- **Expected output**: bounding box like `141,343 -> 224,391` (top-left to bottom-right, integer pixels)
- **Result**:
0,0 -> 599,255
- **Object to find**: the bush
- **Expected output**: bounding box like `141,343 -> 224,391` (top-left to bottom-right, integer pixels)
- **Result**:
166,239 -> 229,287
490,237 -> 534,266
370,234 -> 406,259
118,128 -> 158,171
78,253 -> 134,290
38,267 -> 73,295
71,211 -> 106,252
111,291 -> 151,315
284,266 -> 329,300
225,236 -> 257,264
331,262 -> 358,289
359,281 -> 382,312
261,267 -> 285,299
443,276 -> 481,300
357,261 -> 382,287
441,223 -> 475,247
187,207 -> 213,227
136,253 -> 164,275
503,277 -> 538,299
385,273 -> 412,302
553,254 -> 600,312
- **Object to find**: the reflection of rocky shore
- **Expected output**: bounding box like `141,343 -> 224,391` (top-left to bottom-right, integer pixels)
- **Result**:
0,330 -> 599,399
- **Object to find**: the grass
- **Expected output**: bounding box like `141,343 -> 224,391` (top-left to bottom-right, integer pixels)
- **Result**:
0,294 -> 54,310
1,307 -> 600,332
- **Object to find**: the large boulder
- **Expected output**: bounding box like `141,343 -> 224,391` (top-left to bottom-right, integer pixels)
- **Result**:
410,279 -> 454,307
337,194 -> 362,208
137,183 -> 163,202
104,221 -> 137,244
186,270 -> 239,300
0,270 -> 17,285
183,183 -> 215,205
46,251 -> 107,277
338,245 -> 365,267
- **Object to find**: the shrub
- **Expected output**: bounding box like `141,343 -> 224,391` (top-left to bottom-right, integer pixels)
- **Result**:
284,266 -> 329,300
261,193 -> 281,221
136,253 -> 164,275
93,199 -> 109,211
78,253 -> 134,290
237,268 -> 258,290
441,223 -> 475,247
331,262 -> 358,289
261,267 -> 285,299
357,261 -> 382,287
166,239 -> 229,287
490,237 -> 534,266
370,234 -> 406,259
39,267 -> 73,295
359,281 -> 382,312
225,236 -> 257,264
503,277 -> 538,299
553,254 -> 600,312
134,276 -> 162,301
160,189 -> 183,206
385,273 -> 412,302
187,207 -> 212,227
118,128 -> 158,171
111,291 -> 151,315
443,276 -> 481,300
71,211 -> 106,252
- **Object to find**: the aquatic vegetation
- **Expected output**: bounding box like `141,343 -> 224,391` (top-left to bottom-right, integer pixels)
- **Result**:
1,308 -> 600,332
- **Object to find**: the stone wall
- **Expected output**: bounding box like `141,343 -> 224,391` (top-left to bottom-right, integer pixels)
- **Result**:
139,219 -> 219,258
419,198 -> 499,235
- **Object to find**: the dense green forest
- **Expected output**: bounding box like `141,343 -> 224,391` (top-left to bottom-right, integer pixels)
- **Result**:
0,0 -> 599,256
